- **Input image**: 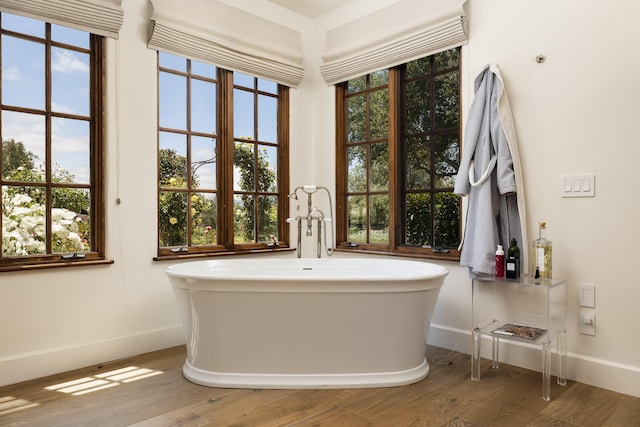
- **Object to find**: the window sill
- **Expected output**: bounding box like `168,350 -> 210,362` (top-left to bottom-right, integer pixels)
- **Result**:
0,259 -> 115,273
333,247 -> 461,262
154,247 -> 296,262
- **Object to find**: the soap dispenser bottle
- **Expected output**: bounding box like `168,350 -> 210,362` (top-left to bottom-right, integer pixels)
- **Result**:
495,244 -> 505,277
506,238 -> 520,279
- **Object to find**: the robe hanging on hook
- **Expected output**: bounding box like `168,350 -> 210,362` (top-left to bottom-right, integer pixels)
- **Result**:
536,54 -> 546,63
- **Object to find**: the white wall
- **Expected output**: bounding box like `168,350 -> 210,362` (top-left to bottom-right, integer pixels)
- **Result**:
1,0 -> 639,399
311,0 -> 640,398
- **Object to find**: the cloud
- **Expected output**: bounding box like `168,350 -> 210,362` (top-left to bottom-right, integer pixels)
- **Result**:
3,66 -> 21,81
52,50 -> 89,74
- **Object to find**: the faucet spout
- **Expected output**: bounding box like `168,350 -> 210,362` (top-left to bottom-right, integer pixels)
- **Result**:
288,185 -> 335,258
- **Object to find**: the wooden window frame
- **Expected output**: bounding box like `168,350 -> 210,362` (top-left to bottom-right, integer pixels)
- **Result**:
0,16 -> 110,272
335,51 -> 461,261
155,56 -> 290,260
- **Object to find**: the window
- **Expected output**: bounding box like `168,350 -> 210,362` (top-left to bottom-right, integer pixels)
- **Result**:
336,48 -> 461,259
156,52 -> 289,258
0,13 -> 107,271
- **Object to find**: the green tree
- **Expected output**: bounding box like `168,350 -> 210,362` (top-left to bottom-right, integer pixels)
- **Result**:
2,139 -> 36,176
233,142 -> 277,242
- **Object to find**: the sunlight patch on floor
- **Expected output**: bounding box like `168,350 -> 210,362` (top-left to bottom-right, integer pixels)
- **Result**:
0,396 -> 40,416
45,366 -> 164,396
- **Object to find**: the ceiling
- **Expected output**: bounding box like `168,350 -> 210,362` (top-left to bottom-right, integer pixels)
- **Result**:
265,0 -> 356,18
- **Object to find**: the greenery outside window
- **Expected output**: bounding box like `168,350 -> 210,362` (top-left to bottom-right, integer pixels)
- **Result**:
0,13 -> 108,271
156,52 -> 289,258
336,48 -> 461,260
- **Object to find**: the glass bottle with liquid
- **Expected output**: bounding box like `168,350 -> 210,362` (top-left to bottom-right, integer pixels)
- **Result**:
531,222 -> 552,282
506,238 -> 520,279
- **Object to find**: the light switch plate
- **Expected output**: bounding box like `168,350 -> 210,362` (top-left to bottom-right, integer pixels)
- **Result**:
578,283 -> 595,308
561,174 -> 595,197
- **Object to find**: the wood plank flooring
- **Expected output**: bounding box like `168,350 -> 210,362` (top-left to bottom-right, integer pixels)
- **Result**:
1,345 -> 638,426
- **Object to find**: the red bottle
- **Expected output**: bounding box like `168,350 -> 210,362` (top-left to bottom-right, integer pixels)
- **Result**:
495,244 -> 505,277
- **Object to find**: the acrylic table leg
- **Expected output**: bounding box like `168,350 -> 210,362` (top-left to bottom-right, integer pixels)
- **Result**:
471,328 -> 481,381
557,332 -> 567,386
491,335 -> 500,369
542,341 -> 551,401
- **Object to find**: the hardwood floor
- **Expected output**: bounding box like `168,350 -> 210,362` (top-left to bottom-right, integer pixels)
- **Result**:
1,345 -> 638,426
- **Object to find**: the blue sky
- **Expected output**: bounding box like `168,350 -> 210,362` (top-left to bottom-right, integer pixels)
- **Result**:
2,13 -> 279,191
2,13 -> 90,184
158,51 -> 279,192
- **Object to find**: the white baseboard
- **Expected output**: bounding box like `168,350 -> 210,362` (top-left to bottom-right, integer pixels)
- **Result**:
4,324 -> 639,399
0,326 -> 185,388
428,323 -> 640,398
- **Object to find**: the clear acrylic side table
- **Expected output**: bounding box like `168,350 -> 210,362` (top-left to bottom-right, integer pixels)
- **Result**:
471,276 -> 567,401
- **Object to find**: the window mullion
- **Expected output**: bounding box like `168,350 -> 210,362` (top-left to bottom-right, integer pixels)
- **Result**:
387,67 -> 399,250
44,22 -> 53,255
218,69 -> 234,249
186,62 -> 193,247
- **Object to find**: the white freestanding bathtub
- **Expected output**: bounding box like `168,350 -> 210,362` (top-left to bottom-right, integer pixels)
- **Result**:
165,257 -> 448,389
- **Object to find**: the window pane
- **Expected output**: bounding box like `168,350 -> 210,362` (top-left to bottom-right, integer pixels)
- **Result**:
405,193 -> 431,246
347,145 -> 366,192
258,78 -> 277,94
406,136 -> 431,190
191,61 -> 216,79
191,136 -> 216,190
347,76 -> 365,93
51,188 -> 90,253
369,194 -> 388,243
257,145 -> 277,192
51,47 -> 90,116
159,132 -> 187,188
2,185 -> 47,255
2,13 -> 44,38
2,111 -> 46,181
234,141 -> 255,191
191,79 -> 216,134
370,70 -> 388,87
234,72 -> 254,88
435,49 -> 460,71
234,89 -> 255,139
434,71 -> 459,129
2,35 -> 45,110
159,52 -> 186,72
347,94 -> 366,143
51,117 -> 90,184
369,142 -> 388,191
407,57 -> 430,79
191,192 -> 216,246
369,88 -> 388,139
434,133 -> 459,188
434,192 -> 460,247
406,80 -> 430,134
347,195 -> 366,243
258,195 -> 278,242
51,25 -> 89,49
159,191 -> 187,247
159,72 -> 186,129
234,194 -> 254,243
258,94 -> 277,143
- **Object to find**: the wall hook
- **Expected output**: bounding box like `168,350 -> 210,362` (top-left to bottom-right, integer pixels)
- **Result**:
535,54 -> 546,64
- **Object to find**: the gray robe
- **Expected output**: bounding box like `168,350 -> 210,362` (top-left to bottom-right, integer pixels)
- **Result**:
454,64 -> 528,277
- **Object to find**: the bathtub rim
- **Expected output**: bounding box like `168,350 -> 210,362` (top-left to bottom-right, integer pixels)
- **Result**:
165,257 -> 449,293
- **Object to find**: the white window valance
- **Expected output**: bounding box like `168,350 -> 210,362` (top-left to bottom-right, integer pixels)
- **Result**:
148,0 -> 305,88
0,0 -> 123,39
320,0 -> 467,85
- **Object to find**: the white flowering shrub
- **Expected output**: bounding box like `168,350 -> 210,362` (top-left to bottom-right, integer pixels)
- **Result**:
2,185 -> 89,256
